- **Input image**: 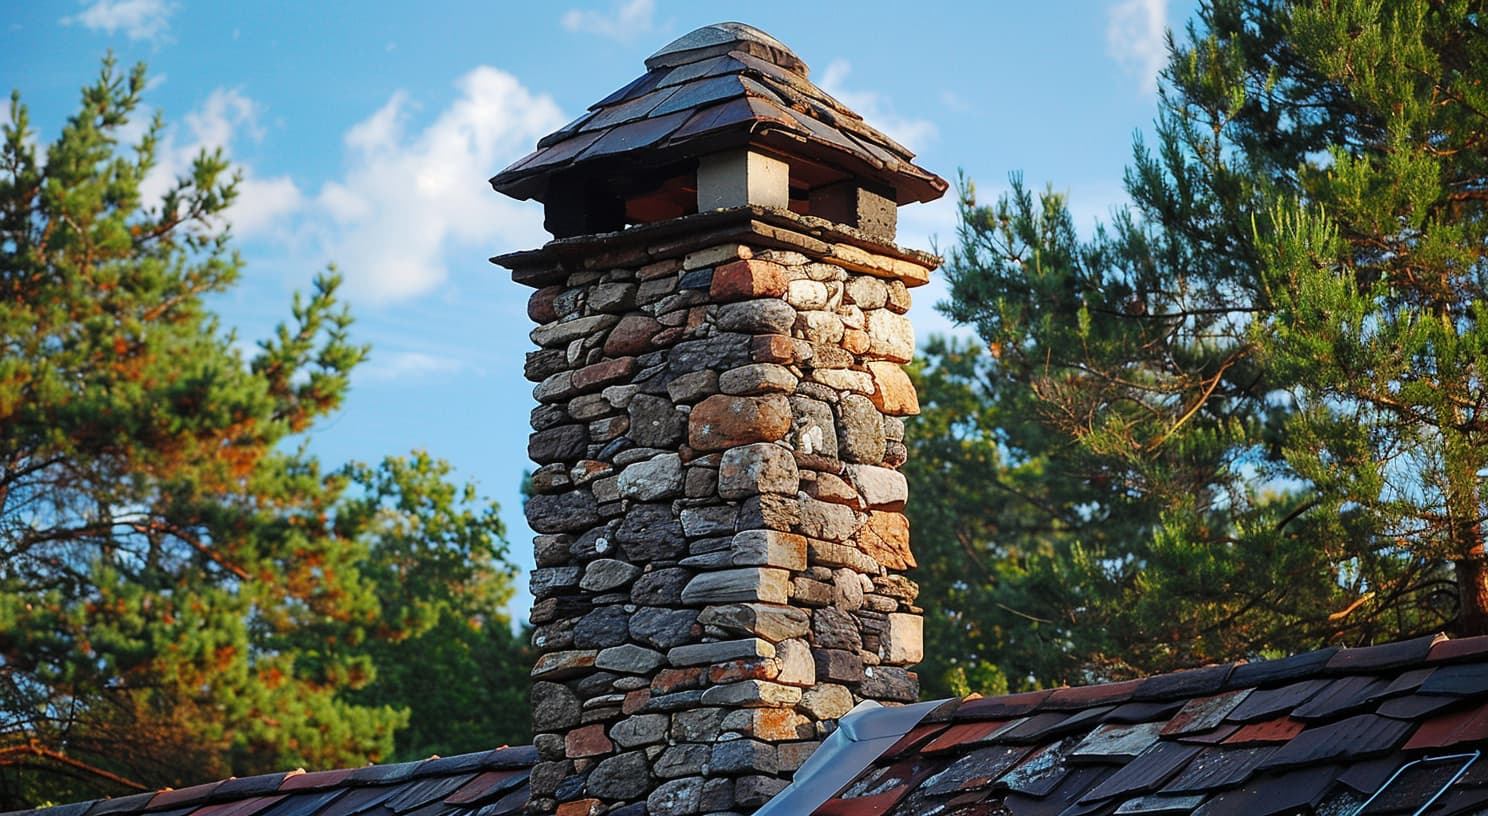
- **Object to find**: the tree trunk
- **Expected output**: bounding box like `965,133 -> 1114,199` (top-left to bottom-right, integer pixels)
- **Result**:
1456,552 -> 1488,636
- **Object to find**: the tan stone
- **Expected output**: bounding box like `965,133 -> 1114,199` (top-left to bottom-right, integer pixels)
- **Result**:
859,511 -> 915,570
730,529 -> 807,570
867,361 -> 920,415
774,638 -> 816,686
785,279 -> 830,310
810,368 -> 873,394
881,613 -> 924,665
532,649 -> 599,680
865,309 -> 914,363
688,394 -> 792,451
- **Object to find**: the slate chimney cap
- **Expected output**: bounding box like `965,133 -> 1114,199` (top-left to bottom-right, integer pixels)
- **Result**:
645,22 -> 808,75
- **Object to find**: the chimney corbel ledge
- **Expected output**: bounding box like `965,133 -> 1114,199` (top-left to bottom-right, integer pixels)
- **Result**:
489,22 -> 947,816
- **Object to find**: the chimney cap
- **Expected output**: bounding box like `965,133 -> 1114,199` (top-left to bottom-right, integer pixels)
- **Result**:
645,22 -> 807,75
490,22 -> 946,211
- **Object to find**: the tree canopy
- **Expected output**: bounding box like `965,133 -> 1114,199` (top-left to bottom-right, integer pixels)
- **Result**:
0,58 -> 525,807
911,0 -> 1488,694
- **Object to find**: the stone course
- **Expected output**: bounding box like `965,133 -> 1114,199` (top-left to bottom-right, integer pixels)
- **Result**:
506,220 -> 933,815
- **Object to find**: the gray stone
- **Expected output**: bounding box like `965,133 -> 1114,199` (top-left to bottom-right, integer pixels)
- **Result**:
718,443 -> 799,499
629,607 -> 700,649
666,369 -> 718,404
531,402 -> 570,431
797,496 -> 860,541
647,777 -> 704,816
568,393 -> 613,421
680,505 -> 736,537
700,680 -> 802,708
716,299 -> 797,334
526,490 -> 600,534
528,425 -> 588,464
531,681 -> 581,731
533,534 -> 574,567
572,524 -> 619,561
530,314 -> 617,348
628,394 -> 686,448
860,665 -> 918,701
530,462 -> 571,493
631,567 -> 693,605
700,778 -> 734,812
719,363 -> 796,396
735,493 -> 801,531
729,529 -> 807,570
789,396 -> 839,458
812,605 -> 863,651
595,643 -> 666,674
681,568 -> 790,605
573,605 -> 631,649
735,776 -> 789,809
581,559 -> 642,593
533,732 -> 565,760
670,332 -> 752,373
697,603 -> 810,642
654,744 -> 711,779
671,707 -> 725,742
589,281 -> 638,313
667,638 -> 774,667
836,394 -> 886,464
710,739 -> 777,775
587,751 -> 652,800
527,349 -> 569,384
616,503 -> 686,561
529,566 -> 580,599
617,452 -> 684,501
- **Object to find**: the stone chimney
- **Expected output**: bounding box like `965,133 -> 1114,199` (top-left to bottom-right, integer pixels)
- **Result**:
489,22 -> 946,816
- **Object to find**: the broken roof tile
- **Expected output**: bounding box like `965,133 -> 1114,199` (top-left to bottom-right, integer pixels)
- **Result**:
1160,690 -> 1251,737
1070,722 -> 1167,761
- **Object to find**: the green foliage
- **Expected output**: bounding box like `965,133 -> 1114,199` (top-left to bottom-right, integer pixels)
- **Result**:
914,0 -> 1487,693
0,58 -> 523,807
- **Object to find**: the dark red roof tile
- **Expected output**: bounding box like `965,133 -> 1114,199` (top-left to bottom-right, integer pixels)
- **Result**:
442,770 -> 525,806
879,722 -> 950,760
1426,633 -> 1488,663
1402,697 -> 1488,750
956,689 -> 1053,720
1044,680 -> 1145,710
214,777 -> 288,801
1221,716 -> 1305,746
922,719 -> 1015,753
145,783 -> 223,812
278,769 -> 354,793
1324,634 -> 1444,673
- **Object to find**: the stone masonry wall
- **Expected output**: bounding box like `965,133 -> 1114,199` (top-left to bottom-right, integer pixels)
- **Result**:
516,226 -> 931,816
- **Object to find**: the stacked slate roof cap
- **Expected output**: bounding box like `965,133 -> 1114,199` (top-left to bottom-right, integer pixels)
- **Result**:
488,22 -> 946,206
807,633 -> 1488,816
2,747 -> 535,816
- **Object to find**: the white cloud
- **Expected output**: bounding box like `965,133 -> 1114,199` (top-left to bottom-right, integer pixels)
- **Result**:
357,350 -> 464,383
560,0 -> 656,42
1106,0 -> 1168,94
134,88 -> 304,237
61,0 -> 175,41
818,60 -> 937,151
307,66 -> 565,304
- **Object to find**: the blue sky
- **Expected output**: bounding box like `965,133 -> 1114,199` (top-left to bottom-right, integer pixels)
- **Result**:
6,0 -> 1197,618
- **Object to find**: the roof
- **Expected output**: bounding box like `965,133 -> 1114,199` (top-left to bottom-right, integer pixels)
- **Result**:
9,635 -> 1488,816
786,633 -> 1488,815
1,747 -> 535,816
488,22 -> 947,206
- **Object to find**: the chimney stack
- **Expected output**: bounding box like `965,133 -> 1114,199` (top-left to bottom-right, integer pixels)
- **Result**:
490,22 -> 946,816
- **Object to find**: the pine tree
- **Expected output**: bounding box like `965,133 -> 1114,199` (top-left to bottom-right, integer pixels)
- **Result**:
0,59 -> 523,806
914,0 -> 1487,689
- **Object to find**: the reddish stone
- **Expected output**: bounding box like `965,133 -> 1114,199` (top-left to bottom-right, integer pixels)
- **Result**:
652,667 -> 705,695
528,285 -> 562,324
654,326 -> 684,347
751,334 -> 798,364
622,688 -> 651,715
688,394 -> 792,451
571,356 -> 636,391
867,361 -> 920,416
859,511 -> 915,570
555,799 -> 602,816
603,314 -> 662,357
711,259 -> 788,302
745,709 -> 812,741
565,723 -> 613,758
709,657 -> 781,684
842,328 -> 870,355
